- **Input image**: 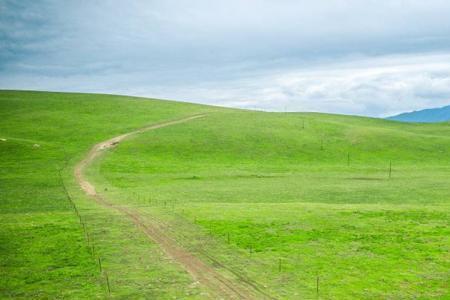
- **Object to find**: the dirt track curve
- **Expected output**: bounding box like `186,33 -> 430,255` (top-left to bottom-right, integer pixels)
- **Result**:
74,115 -> 269,300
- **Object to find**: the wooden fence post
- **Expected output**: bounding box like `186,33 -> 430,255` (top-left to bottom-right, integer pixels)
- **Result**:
98,257 -> 102,273
316,275 -> 319,296
105,271 -> 111,295
389,161 -> 392,178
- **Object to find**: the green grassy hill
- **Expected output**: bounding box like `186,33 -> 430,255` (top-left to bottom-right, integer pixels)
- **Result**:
0,90 -> 215,298
1,90 -> 449,299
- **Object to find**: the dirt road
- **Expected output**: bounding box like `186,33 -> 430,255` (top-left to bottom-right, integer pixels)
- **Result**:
74,115 -> 268,299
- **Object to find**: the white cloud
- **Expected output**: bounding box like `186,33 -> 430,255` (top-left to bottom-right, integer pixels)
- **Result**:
133,53 -> 450,117
2,52 -> 450,117
2,53 -> 450,117
2,1 -> 450,116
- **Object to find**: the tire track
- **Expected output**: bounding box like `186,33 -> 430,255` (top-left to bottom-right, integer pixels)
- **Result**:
74,114 -> 270,299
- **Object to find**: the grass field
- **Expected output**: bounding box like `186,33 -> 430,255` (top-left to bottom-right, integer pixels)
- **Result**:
0,90 -> 214,298
1,90 -> 449,299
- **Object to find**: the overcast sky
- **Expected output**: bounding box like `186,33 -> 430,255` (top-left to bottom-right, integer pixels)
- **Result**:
1,0 -> 450,116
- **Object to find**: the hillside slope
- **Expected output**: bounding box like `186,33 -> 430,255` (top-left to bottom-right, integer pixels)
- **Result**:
1,90 -> 449,299
96,110 -> 450,298
0,90 -> 216,298
387,104 -> 450,122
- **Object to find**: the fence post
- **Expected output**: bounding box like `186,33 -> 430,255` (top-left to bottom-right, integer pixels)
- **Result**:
316,275 -> 319,296
389,160 -> 392,178
98,257 -> 102,273
105,271 -> 111,295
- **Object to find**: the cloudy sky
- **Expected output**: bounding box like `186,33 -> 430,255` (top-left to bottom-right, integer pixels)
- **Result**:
1,0 -> 450,116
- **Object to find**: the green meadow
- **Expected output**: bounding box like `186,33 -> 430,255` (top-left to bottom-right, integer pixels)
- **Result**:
1,90 -> 449,299
0,90 -> 213,298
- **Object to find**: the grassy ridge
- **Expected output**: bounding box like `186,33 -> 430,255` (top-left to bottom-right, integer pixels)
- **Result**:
96,110 -> 450,299
99,111 -> 450,206
1,90 -> 449,299
0,90 -> 213,298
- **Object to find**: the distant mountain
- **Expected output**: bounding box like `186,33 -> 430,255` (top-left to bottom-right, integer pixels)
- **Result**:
387,105 -> 450,123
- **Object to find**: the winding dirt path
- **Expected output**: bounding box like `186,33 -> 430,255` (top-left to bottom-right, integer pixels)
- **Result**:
74,115 -> 266,299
